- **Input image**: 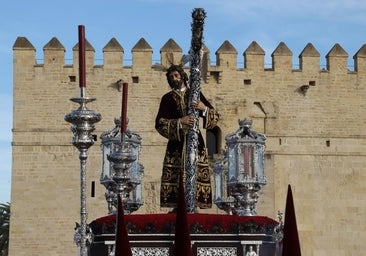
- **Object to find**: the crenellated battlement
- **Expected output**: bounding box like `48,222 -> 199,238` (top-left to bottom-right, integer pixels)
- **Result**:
13,36 -> 366,75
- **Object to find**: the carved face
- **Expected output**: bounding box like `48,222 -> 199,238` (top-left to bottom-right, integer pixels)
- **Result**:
166,65 -> 188,89
168,70 -> 183,90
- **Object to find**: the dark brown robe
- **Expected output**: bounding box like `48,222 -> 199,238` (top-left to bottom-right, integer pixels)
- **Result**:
155,88 -> 219,209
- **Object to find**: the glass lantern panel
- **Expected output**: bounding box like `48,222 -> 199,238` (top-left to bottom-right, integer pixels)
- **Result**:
228,144 -> 237,182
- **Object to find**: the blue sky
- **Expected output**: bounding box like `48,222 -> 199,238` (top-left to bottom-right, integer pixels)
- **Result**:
1,0 -> 366,203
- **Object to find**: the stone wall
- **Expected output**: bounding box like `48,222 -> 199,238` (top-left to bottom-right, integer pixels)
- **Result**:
9,36 -> 366,255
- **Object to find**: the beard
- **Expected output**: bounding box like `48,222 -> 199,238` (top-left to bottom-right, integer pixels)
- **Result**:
171,79 -> 184,90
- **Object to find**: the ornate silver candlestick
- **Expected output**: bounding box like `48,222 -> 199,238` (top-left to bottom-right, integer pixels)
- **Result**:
64,25 -> 102,256
64,97 -> 101,255
100,118 -> 144,214
213,119 -> 266,216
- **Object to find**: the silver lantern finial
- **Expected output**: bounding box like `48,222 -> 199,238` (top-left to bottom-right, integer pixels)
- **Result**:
213,118 -> 266,216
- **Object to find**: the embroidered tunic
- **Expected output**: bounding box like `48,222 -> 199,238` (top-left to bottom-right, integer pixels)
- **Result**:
155,88 -> 219,208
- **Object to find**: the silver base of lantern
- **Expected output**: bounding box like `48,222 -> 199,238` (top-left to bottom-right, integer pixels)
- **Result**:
228,182 -> 262,216
215,182 -> 265,216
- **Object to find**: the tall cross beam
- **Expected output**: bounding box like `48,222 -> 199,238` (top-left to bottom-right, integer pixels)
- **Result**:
185,8 -> 206,213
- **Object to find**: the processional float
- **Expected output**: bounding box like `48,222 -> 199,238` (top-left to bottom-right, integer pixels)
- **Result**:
65,9 -> 284,256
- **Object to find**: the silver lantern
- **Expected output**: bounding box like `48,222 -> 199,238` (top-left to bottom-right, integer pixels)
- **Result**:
100,118 -> 144,214
213,118 -> 266,216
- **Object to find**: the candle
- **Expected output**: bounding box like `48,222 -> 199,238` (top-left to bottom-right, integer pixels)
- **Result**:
78,25 -> 86,89
121,83 -> 128,134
